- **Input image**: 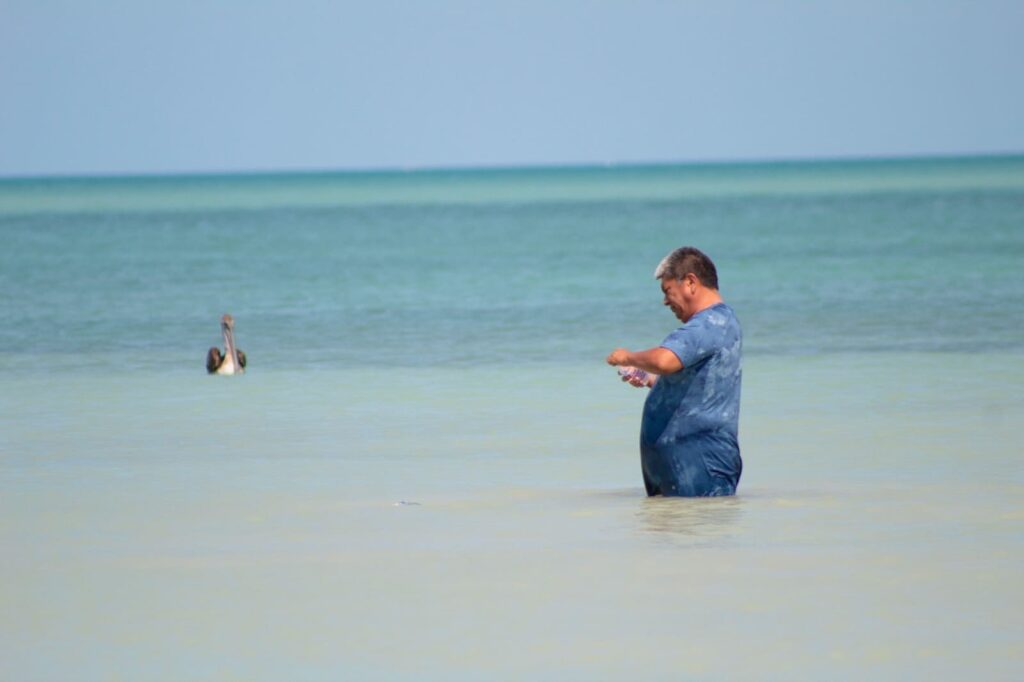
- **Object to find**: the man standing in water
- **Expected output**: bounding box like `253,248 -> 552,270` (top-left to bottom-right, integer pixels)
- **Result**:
607,247 -> 743,497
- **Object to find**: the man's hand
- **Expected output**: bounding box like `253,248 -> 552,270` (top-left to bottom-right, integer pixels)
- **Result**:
609,349 -> 657,389
606,348 -> 631,366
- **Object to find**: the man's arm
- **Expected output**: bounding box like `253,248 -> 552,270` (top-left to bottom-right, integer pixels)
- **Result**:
606,347 -> 683,375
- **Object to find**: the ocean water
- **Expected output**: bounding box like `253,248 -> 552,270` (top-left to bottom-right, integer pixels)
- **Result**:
2,157 -> 1023,680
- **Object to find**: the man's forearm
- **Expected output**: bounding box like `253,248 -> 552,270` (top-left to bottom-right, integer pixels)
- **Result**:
608,347 -> 682,375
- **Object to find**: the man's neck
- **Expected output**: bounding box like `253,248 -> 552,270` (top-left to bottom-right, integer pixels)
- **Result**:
690,289 -> 724,319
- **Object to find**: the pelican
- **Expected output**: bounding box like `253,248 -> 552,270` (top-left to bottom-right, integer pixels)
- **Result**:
206,314 -> 247,375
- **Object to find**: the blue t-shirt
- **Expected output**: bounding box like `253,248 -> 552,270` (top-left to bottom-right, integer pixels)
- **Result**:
640,303 -> 743,493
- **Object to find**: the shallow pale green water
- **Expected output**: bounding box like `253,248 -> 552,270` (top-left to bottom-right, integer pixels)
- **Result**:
4,355 -> 1022,679
2,158 -> 1023,679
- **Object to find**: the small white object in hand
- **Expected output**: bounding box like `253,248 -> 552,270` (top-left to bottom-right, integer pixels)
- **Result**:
617,366 -> 650,383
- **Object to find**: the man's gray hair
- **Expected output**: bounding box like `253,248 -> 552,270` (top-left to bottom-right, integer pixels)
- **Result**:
653,246 -> 719,289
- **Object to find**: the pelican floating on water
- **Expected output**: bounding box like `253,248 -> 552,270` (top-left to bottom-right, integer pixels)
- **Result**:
206,314 -> 247,375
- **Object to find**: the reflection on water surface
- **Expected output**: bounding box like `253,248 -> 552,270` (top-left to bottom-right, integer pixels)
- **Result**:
636,495 -> 745,542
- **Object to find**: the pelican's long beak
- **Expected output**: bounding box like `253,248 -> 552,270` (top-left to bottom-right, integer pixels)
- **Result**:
221,314 -> 241,371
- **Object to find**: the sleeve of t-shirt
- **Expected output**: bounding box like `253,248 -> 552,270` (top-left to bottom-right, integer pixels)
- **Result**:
659,318 -> 716,370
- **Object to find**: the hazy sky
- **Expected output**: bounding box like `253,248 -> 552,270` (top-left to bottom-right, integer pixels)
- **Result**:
2,0 -> 1022,177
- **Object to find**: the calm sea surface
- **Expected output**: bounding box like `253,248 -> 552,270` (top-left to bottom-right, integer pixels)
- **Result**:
2,157 -> 1023,680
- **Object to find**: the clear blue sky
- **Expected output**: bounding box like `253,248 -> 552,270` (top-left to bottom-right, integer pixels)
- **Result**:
2,0 -> 1022,177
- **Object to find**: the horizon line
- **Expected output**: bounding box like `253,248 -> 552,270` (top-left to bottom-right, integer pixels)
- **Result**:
2,150 -> 1023,183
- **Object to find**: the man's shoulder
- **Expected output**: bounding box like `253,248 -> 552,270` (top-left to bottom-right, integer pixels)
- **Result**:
692,302 -> 737,327
690,304 -> 742,349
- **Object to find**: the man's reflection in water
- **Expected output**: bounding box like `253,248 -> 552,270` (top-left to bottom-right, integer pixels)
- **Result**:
637,495 -> 744,544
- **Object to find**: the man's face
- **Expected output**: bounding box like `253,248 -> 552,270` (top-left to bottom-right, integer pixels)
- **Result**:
661,275 -> 694,322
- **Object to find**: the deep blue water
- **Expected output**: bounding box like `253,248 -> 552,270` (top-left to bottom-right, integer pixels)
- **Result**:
1,157 -> 1022,374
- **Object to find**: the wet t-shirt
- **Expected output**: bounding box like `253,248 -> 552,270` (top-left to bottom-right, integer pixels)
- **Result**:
640,303 -> 743,494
